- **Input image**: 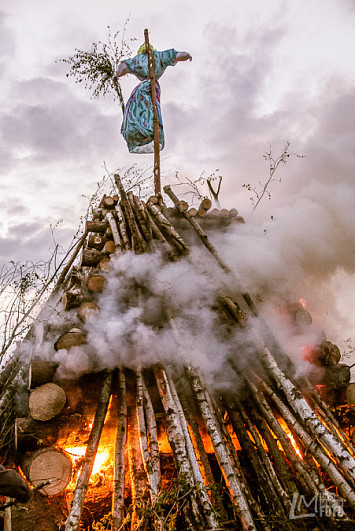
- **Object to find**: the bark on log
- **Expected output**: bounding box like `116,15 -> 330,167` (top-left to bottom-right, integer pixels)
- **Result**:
85,221 -> 108,234
249,378 -> 347,517
134,195 -> 153,240
53,230 -> 89,293
54,329 -> 86,351
147,200 -> 189,255
62,288 -> 85,311
112,370 -> 127,531
301,381 -> 355,455
235,398 -> 293,515
62,268 -> 92,310
166,370 -> 220,529
106,212 -> 121,248
29,383 -> 66,421
87,274 -> 107,293
261,347 -> 355,483
128,193 -> 152,243
114,203 -> 130,250
142,202 -> 177,261
164,185 -> 231,273
185,365 -> 256,531
148,195 -> 159,205
81,248 -> 108,267
15,414 -> 86,452
218,292 -> 247,327
64,372 -> 113,531
224,394 -> 290,521
141,377 -> 161,489
78,301 -> 100,322
29,360 -> 58,389
22,447 -> 72,495
136,372 -> 159,499
258,377 -> 355,508
322,364 -> 350,389
92,207 -> 106,221
153,366 -> 204,529
114,174 -> 145,253
126,399 -> 148,529
347,383 -> 355,408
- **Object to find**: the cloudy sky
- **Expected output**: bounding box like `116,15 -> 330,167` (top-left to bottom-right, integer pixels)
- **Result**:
0,0 -> 354,347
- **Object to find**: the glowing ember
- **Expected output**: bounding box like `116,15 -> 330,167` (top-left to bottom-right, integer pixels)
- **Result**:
277,418 -> 303,459
299,298 -> 307,308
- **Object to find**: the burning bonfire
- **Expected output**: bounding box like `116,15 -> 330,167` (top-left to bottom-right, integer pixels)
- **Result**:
1,174 -> 355,530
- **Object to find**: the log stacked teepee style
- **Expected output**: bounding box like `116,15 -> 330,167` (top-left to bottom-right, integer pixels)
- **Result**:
1,173 -> 354,531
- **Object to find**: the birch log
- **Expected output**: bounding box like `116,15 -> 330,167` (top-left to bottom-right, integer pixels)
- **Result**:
154,366 -> 204,529
112,370 -> 127,531
166,370 -> 220,529
115,203 -> 130,250
65,372 -> 113,531
147,200 -> 189,255
258,377 -> 355,508
141,377 -> 161,489
164,185 -> 230,272
261,347 -> 355,482
249,378 -> 348,519
136,372 -> 159,498
106,212 -> 121,248
185,365 -> 256,531
114,173 -> 144,253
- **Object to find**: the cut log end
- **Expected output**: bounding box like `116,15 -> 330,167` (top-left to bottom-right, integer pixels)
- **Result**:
22,448 -> 72,496
29,383 -> 67,421
78,302 -> 100,322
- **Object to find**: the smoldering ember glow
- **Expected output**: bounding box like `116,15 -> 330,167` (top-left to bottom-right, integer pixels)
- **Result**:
1,177 -> 355,530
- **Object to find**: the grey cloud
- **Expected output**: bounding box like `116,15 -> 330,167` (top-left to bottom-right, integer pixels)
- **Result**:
0,77 -> 119,167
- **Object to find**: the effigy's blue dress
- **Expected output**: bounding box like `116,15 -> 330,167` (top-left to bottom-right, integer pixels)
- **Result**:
121,49 -> 178,153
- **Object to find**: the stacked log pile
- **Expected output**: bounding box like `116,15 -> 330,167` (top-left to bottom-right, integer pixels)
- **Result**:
1,173 -> 355,530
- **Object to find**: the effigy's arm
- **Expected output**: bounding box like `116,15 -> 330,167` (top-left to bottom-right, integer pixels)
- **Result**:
113,61 -> 130,79
175,51 -> 192,63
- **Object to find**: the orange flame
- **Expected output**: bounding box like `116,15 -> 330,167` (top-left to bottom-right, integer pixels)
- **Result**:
277,418 -> 303,459
64,445 -> 112,477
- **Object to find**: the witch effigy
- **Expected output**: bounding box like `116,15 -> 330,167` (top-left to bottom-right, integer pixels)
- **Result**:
114,44 -> 192,154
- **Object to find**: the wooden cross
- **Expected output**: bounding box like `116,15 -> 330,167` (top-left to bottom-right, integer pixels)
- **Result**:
144,29 -> 161,196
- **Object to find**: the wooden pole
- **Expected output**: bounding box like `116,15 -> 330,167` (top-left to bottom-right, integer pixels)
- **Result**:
144,29 -> 161,196
112,370 -> 127,530
64,372 -> 113,531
